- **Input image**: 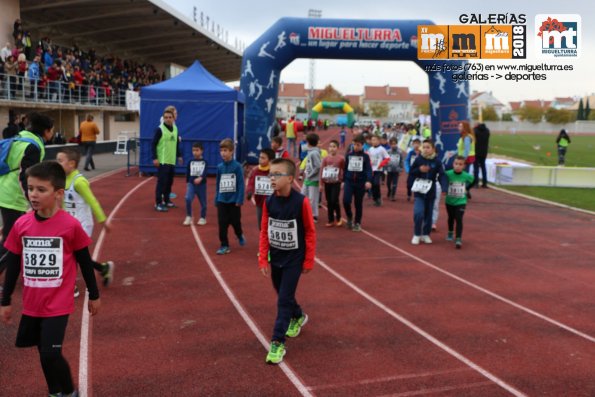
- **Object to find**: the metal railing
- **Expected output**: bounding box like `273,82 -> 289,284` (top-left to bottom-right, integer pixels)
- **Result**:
0,72 -> 128,107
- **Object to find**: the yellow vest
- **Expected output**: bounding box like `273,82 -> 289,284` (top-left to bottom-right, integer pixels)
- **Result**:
156,124 -> 178,165
286,120 -> 296,139
457,135 -> 475,158
0,131 -> 45,211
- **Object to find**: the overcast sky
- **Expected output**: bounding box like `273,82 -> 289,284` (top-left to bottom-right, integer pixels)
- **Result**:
165,0 -> 594,104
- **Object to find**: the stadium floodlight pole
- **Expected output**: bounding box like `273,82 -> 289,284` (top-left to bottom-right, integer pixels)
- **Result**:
308,9 -> 322,109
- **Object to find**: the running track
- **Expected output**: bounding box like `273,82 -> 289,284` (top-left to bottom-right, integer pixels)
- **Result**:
1,128 -> 594,396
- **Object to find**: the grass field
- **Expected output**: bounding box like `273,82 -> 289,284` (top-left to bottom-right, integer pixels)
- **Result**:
490,134 -> 595,167
501,186 -> 595,212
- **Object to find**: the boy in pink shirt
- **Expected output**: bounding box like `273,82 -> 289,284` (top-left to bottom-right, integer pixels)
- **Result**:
1,161 -> 100,397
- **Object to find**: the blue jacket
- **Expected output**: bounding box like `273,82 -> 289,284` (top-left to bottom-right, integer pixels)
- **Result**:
215,160 -> 244,205
28,62 -> 40,81
407,154 -> 447,199
343,150 -> 372,186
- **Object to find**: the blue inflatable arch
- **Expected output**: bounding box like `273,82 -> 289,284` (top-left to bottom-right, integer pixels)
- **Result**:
240,18 -> 469,165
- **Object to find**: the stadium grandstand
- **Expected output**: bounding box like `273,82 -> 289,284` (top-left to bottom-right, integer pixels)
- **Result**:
0,0 -> 242,142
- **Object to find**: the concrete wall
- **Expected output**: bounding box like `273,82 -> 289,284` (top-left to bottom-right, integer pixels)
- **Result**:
0,0 -> 19,48
476,121 -> 595,135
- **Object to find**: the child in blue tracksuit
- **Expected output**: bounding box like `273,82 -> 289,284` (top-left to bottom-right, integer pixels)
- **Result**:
404,137 -> 421,201
408,139 -> 447,245
183,142 -> 208,226
343,134 -> 372,232
215,138 -> 245,255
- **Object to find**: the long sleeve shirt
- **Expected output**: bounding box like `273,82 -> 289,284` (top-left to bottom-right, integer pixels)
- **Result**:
215,160 -> 244,205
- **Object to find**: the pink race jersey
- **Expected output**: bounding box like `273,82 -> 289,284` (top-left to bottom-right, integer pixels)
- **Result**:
4,210 -> 92,317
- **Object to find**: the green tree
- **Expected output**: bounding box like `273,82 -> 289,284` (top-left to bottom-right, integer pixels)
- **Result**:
517,106 -> 544,123
589,110 -> 595,120
416,102 -> 430,116
501,113 -> 513,121
585,99 -> 591,120
545,108 -> 576,124
368,102 -> 389,118
482,106 -> 499,121
577,98 -> 585,120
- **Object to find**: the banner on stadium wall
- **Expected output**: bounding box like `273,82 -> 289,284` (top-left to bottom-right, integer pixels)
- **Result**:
126,90 -> 140,112
239,17 -> 469,165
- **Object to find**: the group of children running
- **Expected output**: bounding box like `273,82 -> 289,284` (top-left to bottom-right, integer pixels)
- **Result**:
1,108 -> 477,395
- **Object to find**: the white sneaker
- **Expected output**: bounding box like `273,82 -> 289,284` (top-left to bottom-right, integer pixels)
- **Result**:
411,236 -> 420,245
421,235 -> 433,244
197,218 -> 207,226
183,216 -> 192,226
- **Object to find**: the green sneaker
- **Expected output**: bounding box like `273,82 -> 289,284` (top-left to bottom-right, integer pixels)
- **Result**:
265,341 -> 286,364
286,314 -> 308,338
446,231 -> 454,241
455,238 -> 462,249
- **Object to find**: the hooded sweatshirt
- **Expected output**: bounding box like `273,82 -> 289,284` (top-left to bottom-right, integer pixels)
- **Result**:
407,152 -> 447,199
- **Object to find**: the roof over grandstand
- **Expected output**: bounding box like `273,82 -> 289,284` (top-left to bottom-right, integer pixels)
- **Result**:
19,0 -> 243,82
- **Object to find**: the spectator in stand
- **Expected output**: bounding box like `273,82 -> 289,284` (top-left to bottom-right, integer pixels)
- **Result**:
12,19 -> 23,41
16,53 -> 28,97
43,47 -> 54,71
73,65 -> 85,102
80,114 -> 100,171
28,55 -> 40,98
46,60 -> 61,101
4,55 -> 17,98
1,42 -> 11,62
23,31 -> 32,60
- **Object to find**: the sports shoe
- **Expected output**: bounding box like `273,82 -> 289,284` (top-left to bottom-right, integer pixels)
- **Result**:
155,204 -> 168,212
216,246 -> 231,255
286,314 -> 309,338
352,223 -> 362,232
102,261 -> 114,287
238,235 -> 246,246
446,231 -> 454,241
197,218 -> 207,225
169,192 -> 177,199
74,286 -> 80,298
411,236 -> 420,245
265,341 -> 286,364
183,216 -> 192,226
373,200 -> 381,207
166,202 -> 177,208
455,238 -> 462,249
313,216 -> 318,224
421,235 -> 433,244
346,218 -> 353,230
335,219 -> 343,227
325,222 -> 334,227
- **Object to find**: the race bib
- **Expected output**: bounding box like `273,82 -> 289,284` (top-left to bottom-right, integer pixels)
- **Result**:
219,174 -> 236,193
322,166 -> 339,182
411,178 -> 433,194
64,198 -> 76,217
255,176 -> 273,196
448,182 -> 466,198
22,237 -> 64,287
347,156 -> 363,172
268,218 -> 298,250
190,161 -> 205,177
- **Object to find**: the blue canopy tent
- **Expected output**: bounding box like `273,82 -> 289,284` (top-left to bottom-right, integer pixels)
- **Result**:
139,60 -> 245,175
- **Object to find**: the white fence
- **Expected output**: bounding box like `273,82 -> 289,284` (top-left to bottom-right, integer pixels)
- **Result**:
486,158 -> 595,187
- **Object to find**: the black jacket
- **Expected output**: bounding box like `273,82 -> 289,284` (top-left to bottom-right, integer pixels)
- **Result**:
474,124 -> 490,158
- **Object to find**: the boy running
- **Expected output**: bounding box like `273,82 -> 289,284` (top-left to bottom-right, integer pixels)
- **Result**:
445,156 -> 475,249
271,136 -> 290,159
1,161 -> 100,397
386,137 -> 404,201
259,158 -> 315,365
302,133 -> 322,223
368,135 -> 390,207
320,140 -> 345,226
246,148 -> 275,230
56,148 -> 114,287
215,138 -> 245,255
404,137 -> 421,202
183,142 -> 208,226
343,134 -> 372,232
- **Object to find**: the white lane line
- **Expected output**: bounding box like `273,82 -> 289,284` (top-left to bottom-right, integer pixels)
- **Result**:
189,225 -> 313,397
358,228 -> 595,344
314,256 -> 527,397
79,176 -> 153,397
88,167 -> 128,184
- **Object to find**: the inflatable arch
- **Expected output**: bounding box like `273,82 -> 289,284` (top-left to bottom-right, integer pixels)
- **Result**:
311,101 -> 355,127
240,17 -> 469,165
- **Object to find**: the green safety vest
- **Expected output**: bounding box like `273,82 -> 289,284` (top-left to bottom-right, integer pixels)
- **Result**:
457,135 -> 475,158
422,128 -> 431,139
558,137 -> 569,147
156,124 -> 178,165
286,121 -> 296,139
0,131 -> 45,212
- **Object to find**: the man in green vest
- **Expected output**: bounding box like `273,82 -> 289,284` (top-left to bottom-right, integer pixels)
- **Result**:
0,113 -> 54,273
152,108 -> 182,212
286,116 -> 297,158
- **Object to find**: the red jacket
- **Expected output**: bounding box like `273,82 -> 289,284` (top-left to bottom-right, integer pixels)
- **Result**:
246,165 -> 271,207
